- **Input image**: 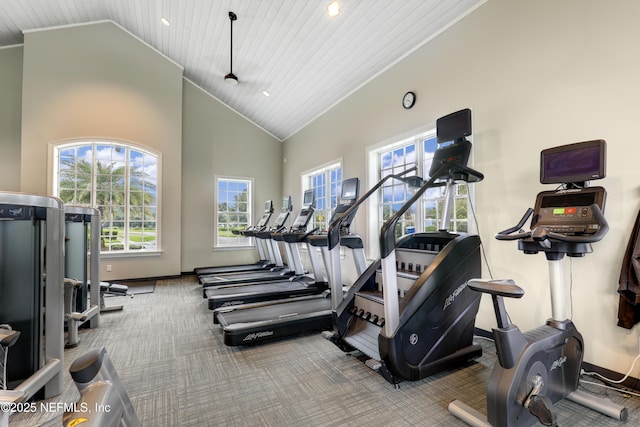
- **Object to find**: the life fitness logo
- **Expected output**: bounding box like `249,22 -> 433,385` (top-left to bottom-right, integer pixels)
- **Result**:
409,333 -> 419,345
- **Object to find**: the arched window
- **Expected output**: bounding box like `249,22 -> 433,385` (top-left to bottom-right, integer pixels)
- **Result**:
52,140 -> 160,253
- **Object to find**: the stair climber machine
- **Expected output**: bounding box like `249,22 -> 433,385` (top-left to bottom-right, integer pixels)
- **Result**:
206,189 -> 330,314
199,196 -> 294,290
214,179 -> 365,346
0,192 -> 65,422
327,108 -> 485,385
195,200 -> 275,277
64,206 -> 101,348
449,139 -> 628,426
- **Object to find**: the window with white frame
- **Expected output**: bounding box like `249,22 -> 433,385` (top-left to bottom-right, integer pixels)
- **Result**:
301,161 -> 342,231
371,130 -> 472,244
216,177 -> 252,247
53,141 -> 159,253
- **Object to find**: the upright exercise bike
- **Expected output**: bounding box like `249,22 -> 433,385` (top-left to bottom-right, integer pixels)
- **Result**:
449,139 -> 628,426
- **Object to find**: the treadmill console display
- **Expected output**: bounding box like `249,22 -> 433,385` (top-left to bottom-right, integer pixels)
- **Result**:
532,187 -> 606,235
256,213 -> 270,228
303,189 -> 315,207
281,196 -> 292,212
291,190 -> 316,229
264,200 -> 273,213
341,177 -> 360,202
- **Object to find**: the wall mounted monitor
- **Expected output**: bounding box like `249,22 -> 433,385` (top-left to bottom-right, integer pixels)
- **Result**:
540,139 -> 606,185
436,108 -> 472,143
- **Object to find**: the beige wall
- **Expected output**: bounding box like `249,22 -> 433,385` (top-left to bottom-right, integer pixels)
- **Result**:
181,80 -> 282,272
21,21 -> 184,279
283,0 -> 640,376
6,20 -> 282,279
0,46 -> 23,191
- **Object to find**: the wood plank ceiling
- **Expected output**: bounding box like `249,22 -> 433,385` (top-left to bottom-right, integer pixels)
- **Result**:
0,0 -> 483,140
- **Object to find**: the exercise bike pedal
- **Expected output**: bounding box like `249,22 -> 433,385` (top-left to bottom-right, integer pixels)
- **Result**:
527,394 -> 556,426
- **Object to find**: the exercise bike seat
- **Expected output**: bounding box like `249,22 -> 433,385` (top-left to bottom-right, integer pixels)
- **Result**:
467,278 -> 525,299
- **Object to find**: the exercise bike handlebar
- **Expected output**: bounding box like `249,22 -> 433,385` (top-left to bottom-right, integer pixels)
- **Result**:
495,204 -> 609,244
495,208 -> 535,241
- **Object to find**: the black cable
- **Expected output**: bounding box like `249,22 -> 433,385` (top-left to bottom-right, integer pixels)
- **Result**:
468,193 -> 494,279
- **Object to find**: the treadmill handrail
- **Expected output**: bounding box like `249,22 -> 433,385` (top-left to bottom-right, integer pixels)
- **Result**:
326,167 -> 419,251
379,162 -> 484,258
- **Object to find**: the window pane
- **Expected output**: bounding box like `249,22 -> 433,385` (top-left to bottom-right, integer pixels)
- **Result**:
54,141 -> 159,253
216,178 -> 252,247
302,164 -> 342,230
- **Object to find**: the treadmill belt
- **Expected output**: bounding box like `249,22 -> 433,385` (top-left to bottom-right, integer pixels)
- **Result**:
205,280 -> 310,299
201,270 -> 289,285
219,297 -> 331,325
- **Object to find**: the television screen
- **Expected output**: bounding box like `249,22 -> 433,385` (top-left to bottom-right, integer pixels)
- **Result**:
540,140 -> 606,184
264,200 -> 273,213
437,108 -> 472,143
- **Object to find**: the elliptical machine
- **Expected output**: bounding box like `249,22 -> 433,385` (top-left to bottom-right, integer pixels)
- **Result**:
449,139 -> 628,426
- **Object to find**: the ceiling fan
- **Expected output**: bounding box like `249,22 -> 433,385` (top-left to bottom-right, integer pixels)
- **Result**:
224,11 -> 239,85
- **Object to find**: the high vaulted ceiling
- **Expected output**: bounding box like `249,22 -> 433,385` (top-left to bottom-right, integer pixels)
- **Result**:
0,0 -> 483,141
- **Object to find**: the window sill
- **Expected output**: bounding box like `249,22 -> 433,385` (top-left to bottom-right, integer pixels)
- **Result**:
100,250 -> 163,258
213,246 -> 255,252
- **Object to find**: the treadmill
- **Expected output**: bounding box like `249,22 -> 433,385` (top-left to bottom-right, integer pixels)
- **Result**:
204,189 -> 326,309
194,200 -> 275,277
213,178 -> 366,346
198,196 -> 293,287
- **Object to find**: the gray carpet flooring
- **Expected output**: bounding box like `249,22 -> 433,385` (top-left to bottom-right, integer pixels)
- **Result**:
11,275 -> 640,426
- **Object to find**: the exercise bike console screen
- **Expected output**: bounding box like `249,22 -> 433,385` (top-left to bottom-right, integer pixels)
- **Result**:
532,187 -> 606,235
540,139 -> 606,185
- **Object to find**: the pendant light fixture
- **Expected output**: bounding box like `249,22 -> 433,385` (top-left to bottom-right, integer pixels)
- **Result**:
224,11 -> 239,85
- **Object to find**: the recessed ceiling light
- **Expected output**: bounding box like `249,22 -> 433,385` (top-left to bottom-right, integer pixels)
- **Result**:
327,1 -> 340,17
160,17 -> 171,26
262,90 -> 271,97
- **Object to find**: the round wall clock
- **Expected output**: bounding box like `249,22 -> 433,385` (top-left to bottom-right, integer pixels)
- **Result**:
402,91 -> 416,109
